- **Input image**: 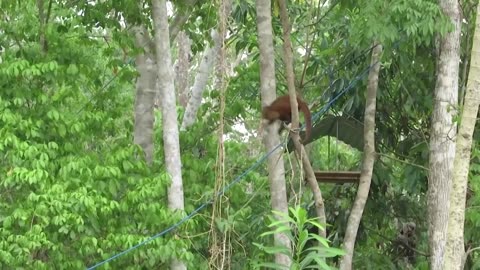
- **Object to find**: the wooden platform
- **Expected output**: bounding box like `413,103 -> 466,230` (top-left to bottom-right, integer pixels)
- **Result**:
314,171 -> 361,183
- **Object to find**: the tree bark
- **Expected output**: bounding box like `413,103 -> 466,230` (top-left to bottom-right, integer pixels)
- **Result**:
255,0 -> 292,267
175,31 -> 191,108
152,0 -> 186,269
428,0 -> 461,268
444,3 -> 480,269
339,43 -> 382,270
133,25 -> 156,164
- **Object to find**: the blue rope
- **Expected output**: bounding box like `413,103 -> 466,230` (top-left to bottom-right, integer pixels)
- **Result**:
300,60 -> 379,130
86,61 -> 377,270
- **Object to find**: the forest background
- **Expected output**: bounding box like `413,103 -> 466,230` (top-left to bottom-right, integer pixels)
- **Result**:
1,0 -> 480,269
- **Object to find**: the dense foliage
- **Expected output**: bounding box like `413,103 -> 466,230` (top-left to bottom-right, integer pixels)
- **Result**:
1,0 -> 479,269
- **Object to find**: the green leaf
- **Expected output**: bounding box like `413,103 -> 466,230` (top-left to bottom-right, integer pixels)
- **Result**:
57,124 -> 67,137
66,64 -> 79,75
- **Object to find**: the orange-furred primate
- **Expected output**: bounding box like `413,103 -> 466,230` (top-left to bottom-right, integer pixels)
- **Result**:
262,95 -> 312,142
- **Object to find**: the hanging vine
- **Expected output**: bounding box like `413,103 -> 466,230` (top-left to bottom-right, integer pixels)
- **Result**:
209,0 -> 232,268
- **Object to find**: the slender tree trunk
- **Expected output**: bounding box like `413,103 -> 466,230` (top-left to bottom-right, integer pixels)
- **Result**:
181,30 -> 220,130
444,3 -> 480,269
277,0 -> 326,239
169,0 -> 198,42
339,43 -> 382,270
428,0 -> 461,268
152,1 -> 186,269
133,25 -> 156,164
36,0 -> 48,53
175,31 -> 191,108
255,0 -> 292,267
180,0 -> 234,130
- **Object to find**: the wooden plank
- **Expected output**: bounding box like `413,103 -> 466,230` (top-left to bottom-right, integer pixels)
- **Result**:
313,171 -> 361,183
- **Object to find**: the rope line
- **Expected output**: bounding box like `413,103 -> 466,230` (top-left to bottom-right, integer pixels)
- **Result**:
302,60 -> 379,128
86,60 -> 378,270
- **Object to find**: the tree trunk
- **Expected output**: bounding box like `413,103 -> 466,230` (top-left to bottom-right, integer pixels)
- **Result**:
169,0 -> 198,42
444,3 -> 480,269
132,25 -> 156,165
175,31 -> 191,108
152,1 -> 186,269
277,0 -> 326,239
255,0 -> 292,267
339,43 -> 382,270
428,0 -> 461,268
36,0 -> 48,53
181,30 -> 220,130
